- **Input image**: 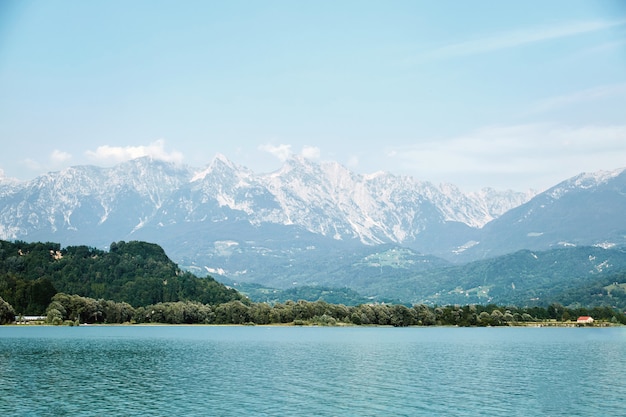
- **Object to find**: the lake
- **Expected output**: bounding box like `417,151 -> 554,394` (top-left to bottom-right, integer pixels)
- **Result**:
1,326 -> 625,416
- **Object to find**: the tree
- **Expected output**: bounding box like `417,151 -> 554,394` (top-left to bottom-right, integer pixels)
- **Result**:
478,311 -> 491,326
413,304 -> 435,326
503,311 -> 515,323
390,305 -> 415,327
490,309 -> 504,326
215,300 -> 250,324
0,296 -> 15,324
249,303 -> 271,325
547,303 -> 564,320
521,313 -> 533,322
45,308 -> 63,325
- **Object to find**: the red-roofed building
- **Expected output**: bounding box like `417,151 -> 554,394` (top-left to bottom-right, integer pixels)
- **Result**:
576,316 -> 594,324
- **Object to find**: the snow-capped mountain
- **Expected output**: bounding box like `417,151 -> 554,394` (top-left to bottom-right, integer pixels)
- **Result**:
237,155 -> 527,242
464,167 -> 626,260
0,154 -> 623,288
0,158 -> 193,245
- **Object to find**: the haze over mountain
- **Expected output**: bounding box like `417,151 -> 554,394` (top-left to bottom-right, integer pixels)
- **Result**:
0,155 -> 624,299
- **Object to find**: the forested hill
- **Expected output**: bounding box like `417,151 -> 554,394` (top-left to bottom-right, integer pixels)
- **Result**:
0,240 -> 245,315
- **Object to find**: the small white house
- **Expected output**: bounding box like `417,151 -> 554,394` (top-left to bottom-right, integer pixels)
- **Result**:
576,316 -> 594,324
15,315 -> 46,324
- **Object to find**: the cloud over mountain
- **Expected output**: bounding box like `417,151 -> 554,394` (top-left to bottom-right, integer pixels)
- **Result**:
86,139 -> 184,164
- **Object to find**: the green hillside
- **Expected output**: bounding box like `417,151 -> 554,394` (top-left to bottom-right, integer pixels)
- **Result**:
229,282 -> 389,306
3,238 -> 626,317
0,240 -> 244,315
374,246 -> 626,307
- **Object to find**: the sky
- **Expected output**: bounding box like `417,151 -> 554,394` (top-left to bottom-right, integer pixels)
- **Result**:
0,0 -> 625,192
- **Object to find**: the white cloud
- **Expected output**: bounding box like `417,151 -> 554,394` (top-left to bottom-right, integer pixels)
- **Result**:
85,139 -> 183,164
258,143 -> 292,162
259,143 -> 322,162
301,146 -> 321,160
388,123 -> 626,191
0,168 -> 20,183
50,149 -> 72,164
424,19 -> 626,60
532,83 -> 626,114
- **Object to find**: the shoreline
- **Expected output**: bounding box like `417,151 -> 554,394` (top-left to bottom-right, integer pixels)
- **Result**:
4,321 -> 621,328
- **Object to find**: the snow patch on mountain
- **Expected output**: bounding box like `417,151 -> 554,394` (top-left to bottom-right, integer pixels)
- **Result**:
594,242 -> 616,249
453,240 -> 480,254
574,168 -> 624,188
548,167 -> 625,200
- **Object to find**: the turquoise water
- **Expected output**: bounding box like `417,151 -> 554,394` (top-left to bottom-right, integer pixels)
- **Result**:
1,326 -> 625,416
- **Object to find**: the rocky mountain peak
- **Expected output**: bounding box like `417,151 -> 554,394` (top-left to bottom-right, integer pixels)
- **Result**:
192,153 -> 251,183
546,167 -> 625,200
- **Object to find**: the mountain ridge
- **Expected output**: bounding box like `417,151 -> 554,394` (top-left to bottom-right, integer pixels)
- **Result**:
0,155 -> 624,291
0,155 -> 533,245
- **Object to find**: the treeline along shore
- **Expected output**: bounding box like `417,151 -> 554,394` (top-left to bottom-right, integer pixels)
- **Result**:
2,292 -> 625,327
1,239 -> 625,327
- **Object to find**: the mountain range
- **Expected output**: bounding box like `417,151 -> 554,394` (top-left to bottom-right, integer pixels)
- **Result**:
1,155 -> 625,304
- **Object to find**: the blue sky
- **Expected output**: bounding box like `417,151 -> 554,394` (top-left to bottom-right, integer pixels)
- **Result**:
0,0 -> 625,191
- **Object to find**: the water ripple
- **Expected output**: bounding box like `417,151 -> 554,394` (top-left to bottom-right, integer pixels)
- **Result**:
0,326 -> 625,416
